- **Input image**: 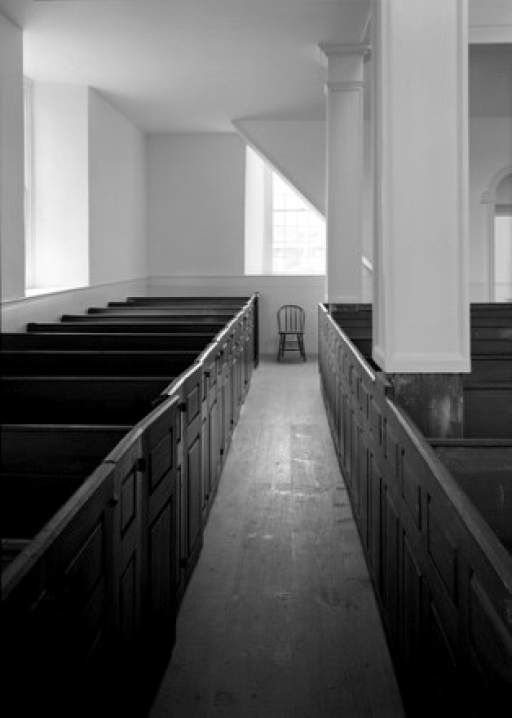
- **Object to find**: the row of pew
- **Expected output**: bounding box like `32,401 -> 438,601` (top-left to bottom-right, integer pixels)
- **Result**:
318,302 -> 511,717
1,294 -> 259,716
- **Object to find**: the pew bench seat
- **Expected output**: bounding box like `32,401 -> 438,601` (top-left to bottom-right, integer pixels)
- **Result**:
1,331 -> 216,350
27,321 -> 226,333
1,349 -> 198,376
1,376 -> 175,423
1,424 -> 130,541
464,383 -> 512,438
430,439 -> 512,553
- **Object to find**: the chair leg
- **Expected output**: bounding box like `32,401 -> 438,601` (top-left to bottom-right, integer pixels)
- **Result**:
277,334 -> 284,361
299,334 -> 306,361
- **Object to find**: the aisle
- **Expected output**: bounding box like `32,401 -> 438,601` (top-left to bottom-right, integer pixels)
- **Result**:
150,360 -> 404,718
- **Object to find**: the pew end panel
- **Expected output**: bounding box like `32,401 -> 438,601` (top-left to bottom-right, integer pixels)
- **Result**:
159,363 -> 204,594
2,462 -> 117,717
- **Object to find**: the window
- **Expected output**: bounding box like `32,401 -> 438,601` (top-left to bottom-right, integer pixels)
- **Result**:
244,146 -> 325,275
23,77 -> 34,292
494,206 -> 512,302
272,173 -> 325,274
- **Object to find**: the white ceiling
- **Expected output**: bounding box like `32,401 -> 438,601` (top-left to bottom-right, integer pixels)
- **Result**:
0,0 -> 371,132
1,1 -> 510,132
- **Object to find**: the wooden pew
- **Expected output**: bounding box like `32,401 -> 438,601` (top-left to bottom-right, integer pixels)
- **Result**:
341,333 -> 512,362
2,460 -> 118,718
1,293 -> 259,716
88,306 -> 237,316
1,424 -> 129,546
1,376 -> 174,423
1,349 -> 198,376
1,395 -> 184,717
467,355 -> 512,382
61,312 -> 233,324
124,295 -> 249,305
27,321 -> 226,333
317,303 -> 512,717
1,331 -> 215,350
430,439 -> 512,553
464,382 -> 512,438
157,363 -> 204,594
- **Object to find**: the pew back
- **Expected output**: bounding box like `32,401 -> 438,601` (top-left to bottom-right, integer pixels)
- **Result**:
430,439 -> 512,552
1,376 -> 174,423
318,304 -> 512,717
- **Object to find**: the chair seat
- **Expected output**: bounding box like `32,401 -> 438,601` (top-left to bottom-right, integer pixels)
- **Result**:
276,304 -> 306,362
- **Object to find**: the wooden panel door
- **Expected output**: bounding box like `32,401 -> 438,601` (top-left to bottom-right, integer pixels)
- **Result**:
141,395 -> 180,657
106,436 -> 145,653
174,364 -> 204,588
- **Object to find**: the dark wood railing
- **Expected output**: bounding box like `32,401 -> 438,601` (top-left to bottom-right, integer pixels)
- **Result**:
318,303 -> 512,717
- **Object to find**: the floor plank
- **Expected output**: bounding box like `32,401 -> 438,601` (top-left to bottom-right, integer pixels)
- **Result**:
150,360 -> 405,718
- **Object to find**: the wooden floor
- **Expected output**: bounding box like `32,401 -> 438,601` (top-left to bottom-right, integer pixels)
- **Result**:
149,360 -> 405,718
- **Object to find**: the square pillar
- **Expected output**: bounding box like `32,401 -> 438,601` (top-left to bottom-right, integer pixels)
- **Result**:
372,0 -> 470,373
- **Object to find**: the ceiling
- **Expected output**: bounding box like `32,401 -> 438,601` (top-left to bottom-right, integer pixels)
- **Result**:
0,0 -> 371,132
1,1 -> 510,132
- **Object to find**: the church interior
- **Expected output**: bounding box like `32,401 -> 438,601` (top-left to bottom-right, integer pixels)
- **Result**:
1,1 -> 511,716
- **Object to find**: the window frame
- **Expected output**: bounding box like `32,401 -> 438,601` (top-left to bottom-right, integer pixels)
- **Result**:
23,76 -> 35,293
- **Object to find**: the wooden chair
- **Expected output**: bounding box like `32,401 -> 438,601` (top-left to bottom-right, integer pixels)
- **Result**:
277,305 -> 306,361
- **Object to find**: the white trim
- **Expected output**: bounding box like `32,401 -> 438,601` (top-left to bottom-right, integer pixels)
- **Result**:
324,81 -> 364,94
317,43 -> 372,64
149,274 -> 326,282
1,276 -> 147,307
456,0 -> 471,364
327,295 -> 361,304
373,348 -> 471,374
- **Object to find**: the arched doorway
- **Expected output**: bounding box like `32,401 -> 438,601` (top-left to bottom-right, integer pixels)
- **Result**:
482,167 -> 512,301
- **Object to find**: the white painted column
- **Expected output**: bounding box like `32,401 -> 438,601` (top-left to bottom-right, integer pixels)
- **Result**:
319,43 -> 370,303
372,0 -> 470,372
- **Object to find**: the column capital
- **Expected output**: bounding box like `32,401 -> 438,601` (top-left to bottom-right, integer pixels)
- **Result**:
317,43 -> 372,66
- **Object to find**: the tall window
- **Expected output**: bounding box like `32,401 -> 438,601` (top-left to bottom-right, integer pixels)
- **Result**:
272,173 -> 325,274
23,77 -> 34,291
244,146 -> 325,275
494,206 -> 512,302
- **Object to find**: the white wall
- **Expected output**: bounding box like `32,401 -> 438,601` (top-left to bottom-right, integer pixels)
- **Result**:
148,133 -> 246,276
235,119 -> 325,215
2,277 -> 147,332
244,146 -> 267,275
147,275 -> 325,356
0,13 -> 25,300
32,83 -> 89,290
88,90 -> 147,284
469,116 -> 512,300
146,132 -> 326,354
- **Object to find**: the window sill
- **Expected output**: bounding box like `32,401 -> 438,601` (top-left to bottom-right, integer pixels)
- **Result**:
25,285 -> 84,298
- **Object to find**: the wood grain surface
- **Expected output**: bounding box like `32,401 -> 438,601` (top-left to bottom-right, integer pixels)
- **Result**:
150,360 -> 404,718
